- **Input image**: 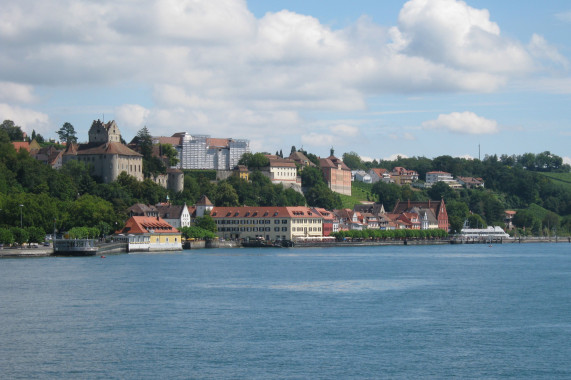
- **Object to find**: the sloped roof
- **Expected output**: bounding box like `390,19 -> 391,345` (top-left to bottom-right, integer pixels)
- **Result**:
156,204 -> 184,219
393,200 -> 444,220
196,195 -> 213,206
319,155 -> 350,171
289,151 -> 317,167
128,204 -> 158,216
76,142 -> 142,156
268,157 -> 297,168
117,216 -> 179,234
207,138 -> 230,148
154,136 -> 181,146
210,206 -> 321,219
12,142 -> 30,152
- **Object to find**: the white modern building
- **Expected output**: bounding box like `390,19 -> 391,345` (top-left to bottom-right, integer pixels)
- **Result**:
170,132 -> 249,170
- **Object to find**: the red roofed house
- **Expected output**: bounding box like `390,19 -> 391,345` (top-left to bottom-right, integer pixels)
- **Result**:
263,155 -> 302,190
12,141 -> 30,152
319,152 -> 351,196
210,206 -> 323,241
392,199 -> 449,231
115,216 -> 182,252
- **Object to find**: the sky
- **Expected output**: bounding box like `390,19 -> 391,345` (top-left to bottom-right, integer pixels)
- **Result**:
1,0 -> 570,164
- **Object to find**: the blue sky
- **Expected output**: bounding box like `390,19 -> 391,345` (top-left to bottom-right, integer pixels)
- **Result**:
1,0 -> 570,163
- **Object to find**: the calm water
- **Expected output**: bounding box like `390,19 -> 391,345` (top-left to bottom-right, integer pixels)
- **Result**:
1,244 -> 570,379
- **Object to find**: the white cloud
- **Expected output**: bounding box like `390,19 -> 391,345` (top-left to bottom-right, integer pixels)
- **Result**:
330,124 -> 359,137
563,156 -> 571,166
0,0 -> 563,150
0,103 -> 50,135
555,11 -> 571,23
422,111 -> 499,134
383,153 -> 409,161
0,82 -> 37,103
403,132 -> 415,140
528,34 -> 568,68
114,104 -> 150,136
301,132 -> 338,147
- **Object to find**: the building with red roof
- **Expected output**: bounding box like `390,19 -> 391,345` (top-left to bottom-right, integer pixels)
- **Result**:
210,206 -> 323,241
115,216 -> 182,252
319,154 -> 351,196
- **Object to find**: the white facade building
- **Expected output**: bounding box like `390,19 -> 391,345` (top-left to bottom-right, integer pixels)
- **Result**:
173,132 -> 249,170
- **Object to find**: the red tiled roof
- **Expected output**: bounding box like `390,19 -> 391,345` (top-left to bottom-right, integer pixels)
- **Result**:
116,216 -> 179,234
12,142 -> 30,152
76,142 -> 142,156
319,155 -> 350,171
210,206 -> 320,219
207,138 -> 229,148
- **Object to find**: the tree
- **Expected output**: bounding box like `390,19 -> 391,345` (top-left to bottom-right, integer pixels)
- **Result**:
446,200 -> 470,233
466,214 -> 487,229
57,122 -> 77,144
10,227 -> 29,246
0,228 -> 14,246
26,226 -> 45,245
300,166 -> 325,188
195,215 -> 217,233
160,143 -> 179,167
239,152 -> 270,170
342,151 -> 365,170
0,120 -> 24,141
371,182 -> 402,211
214,182 -> 240,207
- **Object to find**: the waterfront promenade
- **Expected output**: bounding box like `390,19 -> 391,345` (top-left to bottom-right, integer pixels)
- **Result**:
1,236 -> 569,257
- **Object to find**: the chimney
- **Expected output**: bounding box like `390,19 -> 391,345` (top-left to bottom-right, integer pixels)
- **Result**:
407,199 -> 410,208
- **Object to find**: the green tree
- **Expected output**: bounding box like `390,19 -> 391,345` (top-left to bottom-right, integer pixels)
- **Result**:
214,182 -> 240,207
195,215 -> 217,233
0,120 -> 24,141
26,226 -> 45,244
239,152 -> 270,170
0,228 -> 14,245
371,182 -> 402,211
446,200 -> 470,233
11,227 -> 29,246
57,122 -> 77,144
342,151 -> 365,170
466,214 -> 487,229
160,143 -> 180,167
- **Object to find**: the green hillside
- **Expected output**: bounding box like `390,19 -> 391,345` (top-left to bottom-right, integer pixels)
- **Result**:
338,182 -> 376,209
539,172 -> 571,191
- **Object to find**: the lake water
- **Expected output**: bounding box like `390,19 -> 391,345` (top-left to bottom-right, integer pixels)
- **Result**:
1,243 -> 570,379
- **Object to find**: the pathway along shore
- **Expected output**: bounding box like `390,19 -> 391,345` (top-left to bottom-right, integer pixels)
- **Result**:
1,236 -> 569,258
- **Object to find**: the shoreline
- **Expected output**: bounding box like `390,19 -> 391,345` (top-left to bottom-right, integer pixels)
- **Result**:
1,236 -> 569,257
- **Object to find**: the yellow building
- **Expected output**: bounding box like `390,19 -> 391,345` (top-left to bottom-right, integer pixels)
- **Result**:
211,206 -> 323,241
115,216 -> 182,252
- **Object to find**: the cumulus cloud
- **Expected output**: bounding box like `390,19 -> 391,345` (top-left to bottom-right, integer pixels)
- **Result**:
563,156 -> 571,166
0,82 -> 37,103
0,103 -> 50,135
528,34 -> 569,69
114,104 -> 151,136
383,153 -> 409,161
0,0 -> 564,149
301,132 -> 338,147
330,124 -> 359,137
422,111 -> 499,134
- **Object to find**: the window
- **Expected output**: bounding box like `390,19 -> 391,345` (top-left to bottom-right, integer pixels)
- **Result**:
281,227 -> 287,231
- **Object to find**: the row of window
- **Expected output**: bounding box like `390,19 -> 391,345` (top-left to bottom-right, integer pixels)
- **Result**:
218,227 -> 288,232
293,227 -> 321,232
216,219 -> 288,225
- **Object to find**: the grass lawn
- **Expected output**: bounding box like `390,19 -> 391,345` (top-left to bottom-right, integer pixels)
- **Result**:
338,182 -> 377,209
538,172 -> 571,191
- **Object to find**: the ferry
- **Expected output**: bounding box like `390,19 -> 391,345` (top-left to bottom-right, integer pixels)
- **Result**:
459,226 -> 510,239
53,239 -> 98,256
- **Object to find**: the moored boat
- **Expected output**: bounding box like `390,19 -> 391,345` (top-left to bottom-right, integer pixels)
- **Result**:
53,239 -> 98,256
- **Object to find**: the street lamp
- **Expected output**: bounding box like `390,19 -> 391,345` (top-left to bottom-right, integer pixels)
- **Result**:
19,204 -> 23,228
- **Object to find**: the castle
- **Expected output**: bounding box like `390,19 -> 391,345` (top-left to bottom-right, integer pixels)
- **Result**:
63,120 -> 183,192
